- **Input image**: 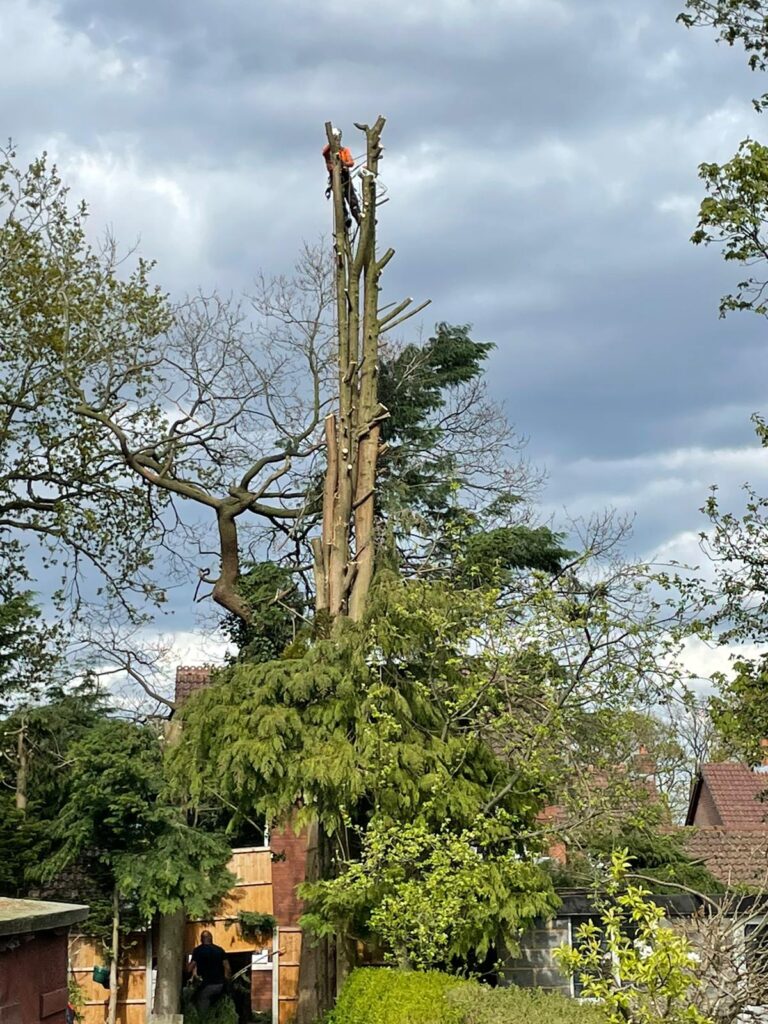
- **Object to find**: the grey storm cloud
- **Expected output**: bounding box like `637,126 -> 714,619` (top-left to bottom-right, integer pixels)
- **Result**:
3,0 -> 768,613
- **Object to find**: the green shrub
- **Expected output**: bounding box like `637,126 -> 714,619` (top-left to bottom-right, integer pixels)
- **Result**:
448,984 -> 607,1024
327,968 -> 607,1024
182,994 -> 237,1024
327,967 -> 470,1024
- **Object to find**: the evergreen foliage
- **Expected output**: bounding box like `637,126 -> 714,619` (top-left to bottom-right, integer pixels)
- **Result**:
175,574 -> 562,959
0,680 -> 107,897
550,806 -> 723,894
220,561 -> 305,663
376,323 -> 570,586
40,718 -> 234,926
378,322 -> 493,515
0,543 -> 60,712
176,557 -> 684,966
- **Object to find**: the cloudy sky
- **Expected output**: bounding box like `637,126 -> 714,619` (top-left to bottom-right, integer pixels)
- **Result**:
6,0 -> 768,673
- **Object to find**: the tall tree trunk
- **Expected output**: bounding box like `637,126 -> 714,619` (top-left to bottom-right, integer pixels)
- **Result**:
107,886 -> 120,1024
15,717 -> 28,813
153,907 -> 186,1018
153,719 -> 186,1018
304,118 -> 429,1019
296,823 -> 336,1024
314,116 -> 394,621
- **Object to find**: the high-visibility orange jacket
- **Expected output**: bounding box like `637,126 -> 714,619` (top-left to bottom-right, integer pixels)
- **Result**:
322,144 -> 354,173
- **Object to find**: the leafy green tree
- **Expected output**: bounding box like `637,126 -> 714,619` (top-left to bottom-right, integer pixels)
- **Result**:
555,850 -> 713,1024
302,815 -> 556,971
690,141 -> 768,316
709,654 -> 768,761
0,543 -> 60,713
678,2 -> 768,763
0,147 -> 172,615
679,2 -> 768,95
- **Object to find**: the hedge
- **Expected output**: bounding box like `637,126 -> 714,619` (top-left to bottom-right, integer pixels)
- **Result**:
327,968 -> 607,1024
327,968 -> 470,1024
448,983 -> 607,1024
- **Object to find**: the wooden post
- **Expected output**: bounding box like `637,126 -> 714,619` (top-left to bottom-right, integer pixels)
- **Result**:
272,926 -> 280,1024
145,925 -> 153,1024
15,717 -> 28,813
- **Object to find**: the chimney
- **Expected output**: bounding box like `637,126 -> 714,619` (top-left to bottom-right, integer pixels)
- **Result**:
174,665 -> 213,706
636,743 -> 656,778
756,738 -> 768,774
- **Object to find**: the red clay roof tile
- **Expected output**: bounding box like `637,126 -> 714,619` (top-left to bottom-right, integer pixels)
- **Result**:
700,763 -> 768,828
684,827 -> 768,888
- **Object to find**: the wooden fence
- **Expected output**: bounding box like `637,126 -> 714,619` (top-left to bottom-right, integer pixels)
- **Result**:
69,846 -> 301,1024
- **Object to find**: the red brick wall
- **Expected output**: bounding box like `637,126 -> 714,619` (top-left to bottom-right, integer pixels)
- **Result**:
270,826 -> 309,927
251,970 -> 271,1012
0,930 -> 69,1024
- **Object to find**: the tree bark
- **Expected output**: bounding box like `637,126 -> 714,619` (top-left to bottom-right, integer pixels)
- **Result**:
152,719 -> 186,1017
211,501 -> 252,622
316,116 -> 389,621
15,718 -> 28,813
107,886 -> 120,1024
152,907 -> 186,1017
296,822 -> 336,1024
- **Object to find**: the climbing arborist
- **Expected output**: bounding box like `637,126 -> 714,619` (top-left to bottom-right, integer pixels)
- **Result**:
322,131 -> 361,229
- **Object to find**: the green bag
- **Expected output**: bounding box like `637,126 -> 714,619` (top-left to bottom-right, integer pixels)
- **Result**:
92,965 -> 110,988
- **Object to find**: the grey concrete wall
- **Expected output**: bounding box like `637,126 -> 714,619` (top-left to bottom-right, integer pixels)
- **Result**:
501,918 -> 572,996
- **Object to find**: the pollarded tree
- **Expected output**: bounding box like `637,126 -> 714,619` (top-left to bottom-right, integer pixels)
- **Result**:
0,131 -> 549,634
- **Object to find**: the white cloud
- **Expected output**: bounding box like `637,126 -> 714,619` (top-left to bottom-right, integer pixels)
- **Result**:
680,635 -> 766,689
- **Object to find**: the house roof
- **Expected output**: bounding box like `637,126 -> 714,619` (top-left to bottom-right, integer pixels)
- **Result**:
684,827 -> 768,888
686,762 -> 768,828
175,665 -> 213,705
0,897 -> 89,937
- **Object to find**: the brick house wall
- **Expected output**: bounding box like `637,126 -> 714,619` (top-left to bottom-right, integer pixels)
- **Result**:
690,783 -> 722,827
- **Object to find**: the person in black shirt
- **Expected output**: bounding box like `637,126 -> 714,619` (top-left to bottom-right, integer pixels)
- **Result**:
188,930 -> 231,1015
